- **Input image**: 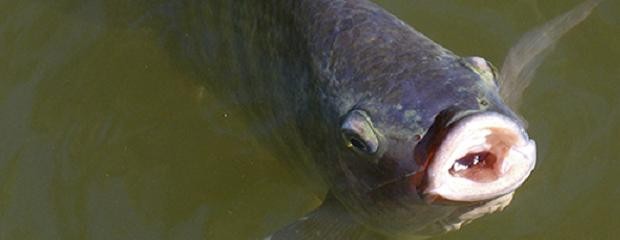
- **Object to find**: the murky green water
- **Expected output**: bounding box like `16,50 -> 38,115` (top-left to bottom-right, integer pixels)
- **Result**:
1,0 -> 618,239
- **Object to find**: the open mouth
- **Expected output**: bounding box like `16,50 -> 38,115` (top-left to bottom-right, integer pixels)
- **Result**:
423,112 -> 536,202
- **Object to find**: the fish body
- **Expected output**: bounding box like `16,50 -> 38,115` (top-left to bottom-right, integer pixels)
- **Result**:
267,1 -> 533,238
166,0 -> 598,238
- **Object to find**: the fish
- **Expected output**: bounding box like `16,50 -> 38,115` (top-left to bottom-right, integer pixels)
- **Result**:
164,0 -> 600,239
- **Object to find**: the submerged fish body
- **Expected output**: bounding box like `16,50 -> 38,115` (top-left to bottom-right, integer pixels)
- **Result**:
167,0 -> 598,238
265,1 -> 535,238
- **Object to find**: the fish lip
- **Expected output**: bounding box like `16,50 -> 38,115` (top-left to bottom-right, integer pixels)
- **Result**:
421,111 -> 536,202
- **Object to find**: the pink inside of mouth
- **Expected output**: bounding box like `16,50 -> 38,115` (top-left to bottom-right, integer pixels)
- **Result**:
449,151 -> 499,182
421,113 -> 536,202
447,128 -> 517,183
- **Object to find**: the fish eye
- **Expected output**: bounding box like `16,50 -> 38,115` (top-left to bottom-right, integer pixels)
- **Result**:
343,131 -> 370,152
340,109 -> 379,155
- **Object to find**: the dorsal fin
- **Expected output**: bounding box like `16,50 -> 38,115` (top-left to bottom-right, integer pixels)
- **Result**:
499,0 -> 602,109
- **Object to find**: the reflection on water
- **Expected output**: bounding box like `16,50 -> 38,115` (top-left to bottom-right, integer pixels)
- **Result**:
0,1 -> 317,239
1,0 -> 619,239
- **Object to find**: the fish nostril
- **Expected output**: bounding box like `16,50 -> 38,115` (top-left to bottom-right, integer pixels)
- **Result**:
414,134 -> 422,141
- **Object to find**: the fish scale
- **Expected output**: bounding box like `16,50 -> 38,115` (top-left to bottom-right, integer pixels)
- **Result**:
163,0 -> 599,238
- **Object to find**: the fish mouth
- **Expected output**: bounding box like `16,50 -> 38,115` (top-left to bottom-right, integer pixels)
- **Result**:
422,112 -> 536,202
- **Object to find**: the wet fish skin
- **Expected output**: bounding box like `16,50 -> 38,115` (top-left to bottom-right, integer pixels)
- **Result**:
161,0 -> 597,238
177,0 -> 518,237
279,0 -> 520,236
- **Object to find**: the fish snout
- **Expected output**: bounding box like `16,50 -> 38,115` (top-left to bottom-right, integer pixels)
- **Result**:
420,112 -> 536,203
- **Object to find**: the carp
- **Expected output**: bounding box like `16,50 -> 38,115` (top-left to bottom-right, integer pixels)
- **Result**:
168,0 -> 600,238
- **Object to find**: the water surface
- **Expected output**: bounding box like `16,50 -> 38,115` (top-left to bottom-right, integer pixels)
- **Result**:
1,0 -> 618,239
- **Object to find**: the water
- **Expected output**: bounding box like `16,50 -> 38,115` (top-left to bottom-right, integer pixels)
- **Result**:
1,0 -> 618,239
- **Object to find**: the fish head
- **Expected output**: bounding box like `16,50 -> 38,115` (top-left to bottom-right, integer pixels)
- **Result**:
329,56 -> 536,237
